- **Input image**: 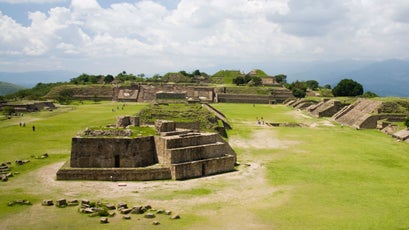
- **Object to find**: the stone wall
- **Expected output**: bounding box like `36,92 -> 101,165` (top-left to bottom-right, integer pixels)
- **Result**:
70,136 -> 157,168
137,84 -> 214,102
57,167 -> 171,181
170,156 -> 236,180
1,101 -> 56,112
174,121 -> 201,130
162,133 -> 218,149
217,94 -> 276,104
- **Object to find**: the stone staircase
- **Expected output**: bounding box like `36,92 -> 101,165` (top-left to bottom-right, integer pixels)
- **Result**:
333,99 -> 382,128
310,99 -> 345,117
155,132 -> 236,180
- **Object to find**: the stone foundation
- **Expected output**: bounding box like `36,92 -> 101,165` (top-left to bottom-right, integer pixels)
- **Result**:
70,136 -> 157,168
58,124 -> 236,181
57,166 -> 171,181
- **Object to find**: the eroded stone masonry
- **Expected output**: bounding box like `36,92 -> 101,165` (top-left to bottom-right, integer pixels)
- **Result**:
57,118 -> 236,181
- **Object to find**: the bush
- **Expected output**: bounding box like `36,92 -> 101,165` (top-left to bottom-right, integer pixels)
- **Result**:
405,116 -> 409,128
332,79 -> 363,97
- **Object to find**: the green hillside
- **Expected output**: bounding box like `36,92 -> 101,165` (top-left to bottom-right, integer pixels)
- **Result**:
212,70 -> 243,84
0,81 -> 25,96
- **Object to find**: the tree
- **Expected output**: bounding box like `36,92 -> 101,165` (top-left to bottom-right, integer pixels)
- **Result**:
192,69 -> 201,76
104,75 -> 114,84
249,76 -> 262,86
275,74 -> 287,84
305,80 -> 319,90
292,87 -> 306,98
362,91 -> 378,98
289,81 -> 307,98
233,76 -> 245,85
332,79 -> 364,97
323,84 -> 332,89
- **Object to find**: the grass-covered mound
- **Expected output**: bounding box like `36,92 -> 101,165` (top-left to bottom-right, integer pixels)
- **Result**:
138,103 -> 219,131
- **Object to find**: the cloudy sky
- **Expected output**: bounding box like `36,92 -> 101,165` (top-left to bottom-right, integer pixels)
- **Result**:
0,0 -> 408,76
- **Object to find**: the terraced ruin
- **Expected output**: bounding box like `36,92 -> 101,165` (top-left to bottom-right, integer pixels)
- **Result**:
287,98 -> 409,142
57,104 -> 237,181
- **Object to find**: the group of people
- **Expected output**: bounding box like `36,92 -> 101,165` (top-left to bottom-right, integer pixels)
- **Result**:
18,122 -> 35,131
112,103 -> 127,112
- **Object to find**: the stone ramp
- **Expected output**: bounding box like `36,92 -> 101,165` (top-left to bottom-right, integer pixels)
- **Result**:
202,103 -> 232,129
310,99 -> 345,117
288,99 -> 318,110
333,99 -> 383,128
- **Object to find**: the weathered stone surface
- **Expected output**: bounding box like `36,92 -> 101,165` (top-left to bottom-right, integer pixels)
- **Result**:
171,214 -> 180,220
152,221 -> 160,225
144,213 -> 156,219
131,206 -> 145,214
117,202 -> 128,209
105,204 -> 116,210
81,208 -> 94,214
70,136 -> 157,168
100,217 -> 109,224
165,210 -> 172,215
120,208 -> 133,214
81,199 -> 90,205
56,199 -> 67,208
123,215 -> 131,220
155,120 -> 176,132
116,116 -> 140,128
42,200 -> 54,206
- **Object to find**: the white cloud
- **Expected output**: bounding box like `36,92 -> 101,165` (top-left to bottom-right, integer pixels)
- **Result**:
0,0 -> 65,3
0,0 -> 408,74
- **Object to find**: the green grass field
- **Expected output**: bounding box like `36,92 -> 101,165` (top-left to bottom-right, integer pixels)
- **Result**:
1,102 -> 409,229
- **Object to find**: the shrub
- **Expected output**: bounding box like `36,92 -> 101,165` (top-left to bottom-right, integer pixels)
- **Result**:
332,79 -> 363,97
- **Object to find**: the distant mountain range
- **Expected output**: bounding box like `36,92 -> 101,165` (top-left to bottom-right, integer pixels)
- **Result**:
0,59 -> 408,97
0,81 -> 26,96
285,59 -> 409,97
0,70 -> 78,88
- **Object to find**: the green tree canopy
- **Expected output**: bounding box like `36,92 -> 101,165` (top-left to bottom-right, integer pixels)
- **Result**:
275,74 -> 287,84
289,81 -> 307,98
306,80 -> 319,90
332,79 -> 364,97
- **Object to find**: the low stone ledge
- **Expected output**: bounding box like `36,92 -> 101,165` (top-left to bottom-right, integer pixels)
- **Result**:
56,166 -> 171,181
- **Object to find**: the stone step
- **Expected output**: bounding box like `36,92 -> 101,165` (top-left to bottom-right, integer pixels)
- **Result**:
166,142 -> 227,163
163,133 -> 218,149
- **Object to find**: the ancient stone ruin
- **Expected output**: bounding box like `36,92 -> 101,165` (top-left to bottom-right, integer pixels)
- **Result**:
57,118 -> 236,181
286,98 -> 409,142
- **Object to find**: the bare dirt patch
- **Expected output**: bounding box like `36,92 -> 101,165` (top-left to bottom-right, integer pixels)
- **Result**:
229,128 -> 299,149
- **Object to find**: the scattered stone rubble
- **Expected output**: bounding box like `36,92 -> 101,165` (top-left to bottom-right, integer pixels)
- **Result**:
39,198 -> 180,225
1,153 -> 50,182
7,199 -> 32,206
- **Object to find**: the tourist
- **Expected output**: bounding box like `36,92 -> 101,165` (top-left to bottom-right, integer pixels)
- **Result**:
32,125 -> 35,132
